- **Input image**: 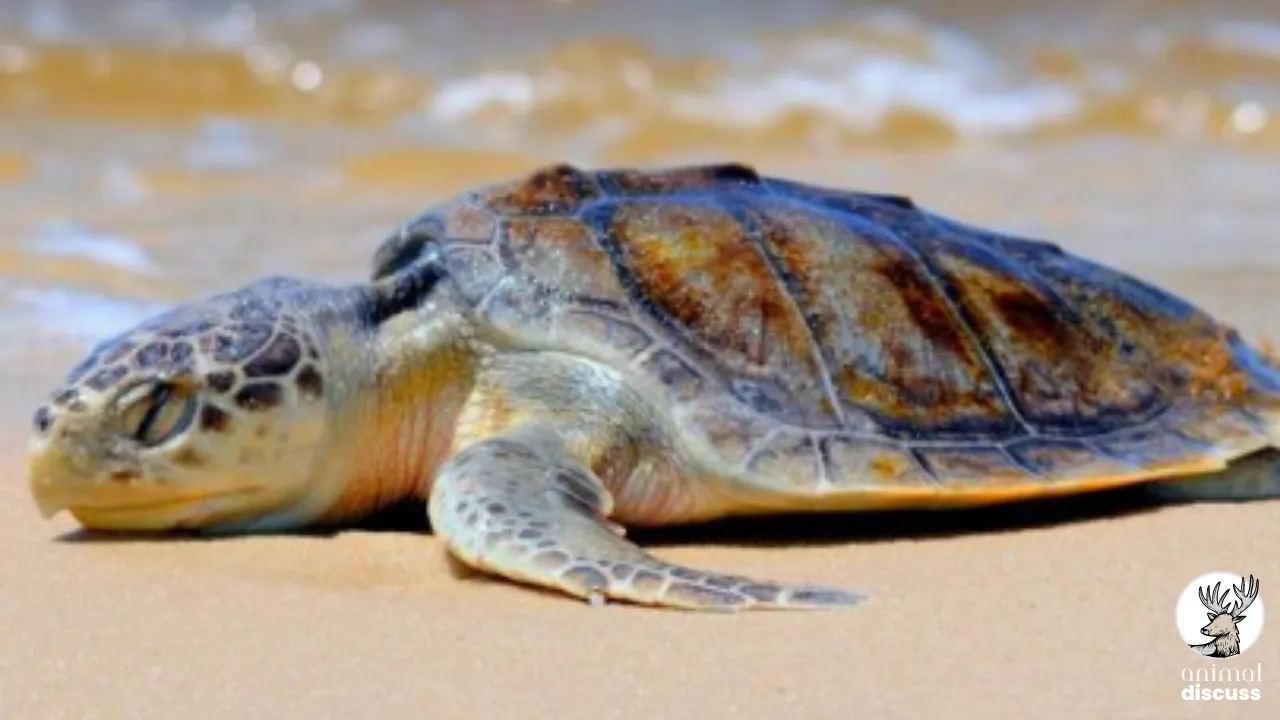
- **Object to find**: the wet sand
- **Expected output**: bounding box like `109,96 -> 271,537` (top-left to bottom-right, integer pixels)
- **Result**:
3,1 -> 1280,718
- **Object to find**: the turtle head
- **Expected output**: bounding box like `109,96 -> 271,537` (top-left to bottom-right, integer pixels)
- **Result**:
26,278 -> 334,532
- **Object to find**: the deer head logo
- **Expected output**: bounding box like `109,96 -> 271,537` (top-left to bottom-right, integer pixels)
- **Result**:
1182,574 -> 1262,658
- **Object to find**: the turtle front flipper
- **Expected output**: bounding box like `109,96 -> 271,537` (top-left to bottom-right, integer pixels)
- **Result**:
429,426 -> 861,611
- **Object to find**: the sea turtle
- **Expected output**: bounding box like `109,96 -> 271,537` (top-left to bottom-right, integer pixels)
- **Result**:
26,163 -> 1280,611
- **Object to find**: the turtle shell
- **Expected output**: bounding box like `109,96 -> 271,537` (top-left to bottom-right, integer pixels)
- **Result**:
381,163 -> 1280,501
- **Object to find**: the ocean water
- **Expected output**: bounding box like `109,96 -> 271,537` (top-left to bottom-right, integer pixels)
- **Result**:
0,0 -> 1278,369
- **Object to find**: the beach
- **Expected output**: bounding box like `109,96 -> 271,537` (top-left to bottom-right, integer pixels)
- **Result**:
1,1 -> 1278,717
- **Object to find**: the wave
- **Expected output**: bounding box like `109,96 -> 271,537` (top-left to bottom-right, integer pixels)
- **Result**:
0,6 -> 1277,154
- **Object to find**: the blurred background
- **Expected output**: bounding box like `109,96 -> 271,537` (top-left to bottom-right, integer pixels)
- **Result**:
1,0 -> 1279,368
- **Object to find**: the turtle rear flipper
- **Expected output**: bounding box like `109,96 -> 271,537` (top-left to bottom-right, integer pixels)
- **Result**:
1148,448 -> 1280,503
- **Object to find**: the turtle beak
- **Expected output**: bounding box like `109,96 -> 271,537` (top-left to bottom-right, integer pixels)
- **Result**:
27,436 -> 267,531
26,404 -> 135,520
27,441 -> 80,519
24,442 -> 142,522
27,435 -> 163,524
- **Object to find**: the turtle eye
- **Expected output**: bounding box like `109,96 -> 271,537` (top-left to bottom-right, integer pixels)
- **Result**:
119,382 -> 197,447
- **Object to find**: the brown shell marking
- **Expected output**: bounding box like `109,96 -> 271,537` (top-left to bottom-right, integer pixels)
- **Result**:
1023,250 -> 1266,408
473,163 -> 600,216
503,216 -> 629,306
745,202 -> 1014,435
820,436 -> 936,488
920,240 -> 1159,430
600,200 -> 836,427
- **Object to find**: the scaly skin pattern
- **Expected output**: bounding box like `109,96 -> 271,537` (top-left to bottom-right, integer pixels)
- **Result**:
25,163 -> 1280,611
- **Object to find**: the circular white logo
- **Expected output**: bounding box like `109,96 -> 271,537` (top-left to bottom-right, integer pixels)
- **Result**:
1176,572 -> 1264,659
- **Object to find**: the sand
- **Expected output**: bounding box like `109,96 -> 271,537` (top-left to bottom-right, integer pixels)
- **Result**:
2,450 -> 1276,720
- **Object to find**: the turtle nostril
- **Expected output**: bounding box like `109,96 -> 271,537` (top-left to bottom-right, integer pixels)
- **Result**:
32,406 -> 54,435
